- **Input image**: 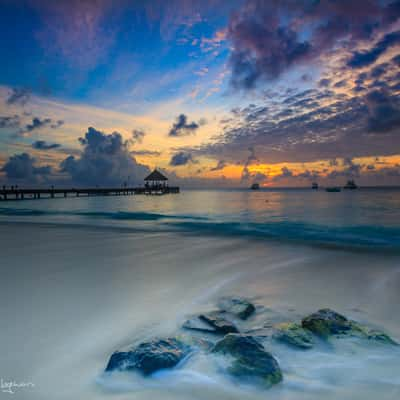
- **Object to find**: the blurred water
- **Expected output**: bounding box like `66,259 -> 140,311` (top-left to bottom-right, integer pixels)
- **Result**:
1,188 -> 400,249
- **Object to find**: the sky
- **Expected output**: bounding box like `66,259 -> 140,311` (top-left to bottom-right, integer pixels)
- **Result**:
0,0 -> 399,188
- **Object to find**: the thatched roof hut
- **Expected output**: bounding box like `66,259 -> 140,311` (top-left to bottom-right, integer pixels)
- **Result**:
144,169 -> 168,187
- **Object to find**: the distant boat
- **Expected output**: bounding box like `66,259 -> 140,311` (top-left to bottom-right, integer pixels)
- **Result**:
326,187 -> 341,192
250,183 -> 260,190
312,182 -> 319,190
344,179 -> 358,189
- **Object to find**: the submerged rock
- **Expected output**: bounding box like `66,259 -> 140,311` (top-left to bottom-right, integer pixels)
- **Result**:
105,338 -> 191,375
183,317 -> 218,333
273,322 -> 314,349
212,334 -> 282,388
302,309 -> 398,344
218,297 -> 256,320
302,309 -> 352,338
199,311 -> 239,334
349,323 -> 398,345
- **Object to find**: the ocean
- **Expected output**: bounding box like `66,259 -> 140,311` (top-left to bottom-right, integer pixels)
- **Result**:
0,188 -> 399,399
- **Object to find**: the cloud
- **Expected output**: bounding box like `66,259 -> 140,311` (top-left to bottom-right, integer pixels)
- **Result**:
1,153 -> 51,182
169,151 -> 195,166
131,129 -> 146,144
210,160 -> 226,171
0,115 -> 20,129
186,77 -> 400,165
168,114 -> 200,137
365,89 -> 400,132
22,117 -> 64,134
32,140 -> 61,150
60,127 -> 150,185
6,88 -> 30,106
227,0 -> 398,89
347,30 -> 400,68
130,149 -> 161,157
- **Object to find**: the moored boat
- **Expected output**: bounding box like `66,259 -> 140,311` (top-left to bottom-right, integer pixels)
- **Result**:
326,187 -> 341,192
344,179 -> 358,189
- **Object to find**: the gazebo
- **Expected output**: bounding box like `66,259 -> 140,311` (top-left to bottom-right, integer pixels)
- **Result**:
144,169 -> 168,189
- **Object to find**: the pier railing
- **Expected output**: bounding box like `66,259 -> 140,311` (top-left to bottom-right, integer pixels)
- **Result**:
0,186 -> 180,201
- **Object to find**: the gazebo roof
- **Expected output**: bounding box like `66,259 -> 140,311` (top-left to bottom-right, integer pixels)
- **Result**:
144,169 -> 168,181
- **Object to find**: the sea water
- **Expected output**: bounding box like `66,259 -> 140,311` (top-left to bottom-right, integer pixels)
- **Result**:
0,188 -> 399,399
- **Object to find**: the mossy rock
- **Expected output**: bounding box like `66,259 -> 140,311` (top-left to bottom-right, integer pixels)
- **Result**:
349,322 -> 398,345
273,322 -> 314,349
212,334 -> 282,388
301,309 -> 352,338
218,297 -> 256,320
105,337 -> 191,375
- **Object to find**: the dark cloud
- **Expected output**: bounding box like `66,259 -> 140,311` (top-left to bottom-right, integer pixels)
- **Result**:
318,78 -> 331,87
1,153 -> 51,182
168,114 -> 200,137
347,30 -> 400,68
365,89 -> 400,132
0,115 -> 20,129
60,127 -> 150,185
369,63 -> 389,79
227,0 -> 395,89
130,149 -> 161,157
25,117 -> 51,132
32,140 -> 61,150
6,88 -> 30,106
131,129 -> 146,144
21,117 -> 64,134
50,120 -> 64,129
392,54 -> 400,66
169,151 -> 195,166
210,160 -> 227,171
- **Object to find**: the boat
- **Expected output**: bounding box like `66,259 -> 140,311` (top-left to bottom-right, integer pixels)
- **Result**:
344,179 -> 358,189
312,182 -> 319,190
326,187 -> 341,192
250,183 -> 260,190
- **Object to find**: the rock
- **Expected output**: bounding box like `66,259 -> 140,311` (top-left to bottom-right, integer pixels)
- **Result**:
183,317 -> 218,333
349,323 -> 398,345
212,334 -> 282,388
273,322 -> 314,349
302,309 -> 352,338
199,311 -> 239,334
105,338 -> 191,375
364,329 -> 398,345
218,297 -> 256,320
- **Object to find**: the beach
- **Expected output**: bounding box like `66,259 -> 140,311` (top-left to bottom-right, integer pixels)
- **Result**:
0,190 -> 399,399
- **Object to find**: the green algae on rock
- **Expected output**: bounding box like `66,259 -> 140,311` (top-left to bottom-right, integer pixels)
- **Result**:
212,334 -> 282,388
301,308 -> 352,338
105,337 -> 191,375
273,322 -> 314,349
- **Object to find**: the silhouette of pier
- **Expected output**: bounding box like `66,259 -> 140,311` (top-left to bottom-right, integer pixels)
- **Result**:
0,169 -> 180,201
0,185 -> 179,201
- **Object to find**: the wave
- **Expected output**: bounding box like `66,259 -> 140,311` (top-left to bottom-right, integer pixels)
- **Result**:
166,220 -> 400,250
1,207 -> 400,250
0,208 -> 205,221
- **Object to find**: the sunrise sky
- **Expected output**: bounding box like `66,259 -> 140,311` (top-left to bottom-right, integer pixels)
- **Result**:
0,0 -> 399,187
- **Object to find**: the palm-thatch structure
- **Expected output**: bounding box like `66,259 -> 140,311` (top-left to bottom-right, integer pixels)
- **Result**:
144,169 -> 168,189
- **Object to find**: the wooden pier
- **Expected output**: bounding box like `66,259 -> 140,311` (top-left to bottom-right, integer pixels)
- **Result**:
0,186 -> 180,201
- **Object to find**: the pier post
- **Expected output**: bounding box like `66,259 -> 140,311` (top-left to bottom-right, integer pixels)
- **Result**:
64,192 -> 67,198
